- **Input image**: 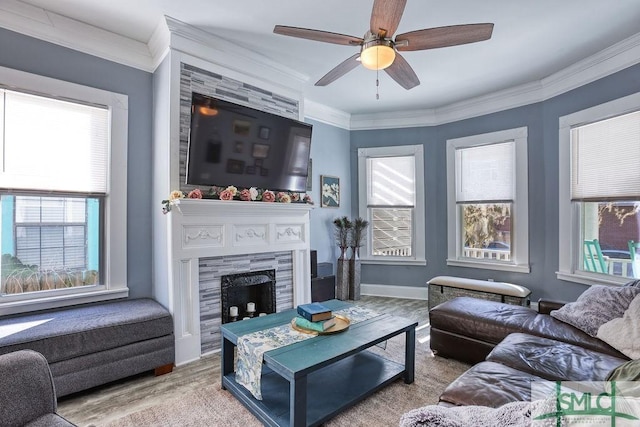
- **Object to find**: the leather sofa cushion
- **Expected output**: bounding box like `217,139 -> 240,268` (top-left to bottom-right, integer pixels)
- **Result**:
486,333 -> 627,382
430,297 -> 625,358
430,297 -> 539,344
438,361 -> 545,407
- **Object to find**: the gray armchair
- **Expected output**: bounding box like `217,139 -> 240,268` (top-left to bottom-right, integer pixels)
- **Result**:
0,350 -> 76,427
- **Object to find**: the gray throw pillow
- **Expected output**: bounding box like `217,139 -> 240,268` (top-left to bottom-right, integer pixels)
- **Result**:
550,285 -> 640,337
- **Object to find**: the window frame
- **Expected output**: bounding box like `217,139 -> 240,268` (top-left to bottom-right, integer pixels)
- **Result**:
446,127 -> 530,273
357,144 -> 426,266
558,92 -> 640,286
0,66 -> 128,314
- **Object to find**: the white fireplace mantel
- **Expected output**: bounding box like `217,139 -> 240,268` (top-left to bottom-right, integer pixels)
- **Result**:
164,198 -> 313,365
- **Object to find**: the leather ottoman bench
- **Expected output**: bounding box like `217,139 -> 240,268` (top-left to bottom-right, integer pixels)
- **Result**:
427,276 -> 531,311
0,298 -> 175,397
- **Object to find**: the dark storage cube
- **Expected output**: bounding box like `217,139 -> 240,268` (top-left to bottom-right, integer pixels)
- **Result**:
311,275 -> 335,302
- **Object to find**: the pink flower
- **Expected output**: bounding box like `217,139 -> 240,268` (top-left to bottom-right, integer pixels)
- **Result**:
187,189 -> 203,199
239,189 -> 252,201
303,194 -> 313,204
278,192 -> 292,203
291,193 -> 300,202
219,189 -> 234,201
262,190 -> 275,202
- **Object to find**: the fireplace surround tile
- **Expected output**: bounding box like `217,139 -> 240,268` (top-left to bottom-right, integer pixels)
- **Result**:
199,251 -> 293,354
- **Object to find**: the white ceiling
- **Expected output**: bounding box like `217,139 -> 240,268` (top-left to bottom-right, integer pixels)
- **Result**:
14,0 -> 640,115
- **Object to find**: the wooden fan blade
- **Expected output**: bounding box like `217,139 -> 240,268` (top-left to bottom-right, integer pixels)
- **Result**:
370,0 -> 407,38
384,53 -> 419,90
315,53 -> 361,86
274,25 -> 362,45
395,23 -> 494,51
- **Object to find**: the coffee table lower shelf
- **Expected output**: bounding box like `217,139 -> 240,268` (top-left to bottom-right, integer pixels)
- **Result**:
222,350 -> 405,427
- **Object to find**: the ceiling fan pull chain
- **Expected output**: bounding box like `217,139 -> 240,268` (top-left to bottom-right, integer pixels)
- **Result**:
377,48 -> 380,100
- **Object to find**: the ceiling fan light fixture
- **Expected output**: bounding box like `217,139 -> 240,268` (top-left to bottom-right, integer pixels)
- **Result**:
360,39 -> 396,70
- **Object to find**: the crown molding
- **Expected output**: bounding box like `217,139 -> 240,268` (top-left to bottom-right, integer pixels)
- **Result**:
350,80 -> 543,129
148,16 -> 172,71
0,0 -> 153,72
152,16 -> 309,90
304,99 -> 351,130
540,31 -> 640,100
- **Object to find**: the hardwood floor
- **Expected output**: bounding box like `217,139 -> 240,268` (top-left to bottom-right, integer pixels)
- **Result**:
57,296 -> 430,426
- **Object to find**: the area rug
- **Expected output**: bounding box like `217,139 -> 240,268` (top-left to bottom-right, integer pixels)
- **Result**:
102,335 -> 469,427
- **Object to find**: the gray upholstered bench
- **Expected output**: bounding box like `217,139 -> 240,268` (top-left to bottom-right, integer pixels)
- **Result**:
0,298 -> 174,397
427,275 -> 531,311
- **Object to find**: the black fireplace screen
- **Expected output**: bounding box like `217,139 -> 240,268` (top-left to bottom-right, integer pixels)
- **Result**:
221,269 -> 276,323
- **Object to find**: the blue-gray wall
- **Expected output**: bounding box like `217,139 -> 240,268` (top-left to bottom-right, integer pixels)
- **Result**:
306,119 -> 352,270
351,62 -> 640,302
0,28 -> 154,298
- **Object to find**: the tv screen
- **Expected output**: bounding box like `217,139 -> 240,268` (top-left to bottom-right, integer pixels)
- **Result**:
186,92 -> 312,193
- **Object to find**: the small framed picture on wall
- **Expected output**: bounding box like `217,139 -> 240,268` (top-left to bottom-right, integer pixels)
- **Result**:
321,175 -> 340,208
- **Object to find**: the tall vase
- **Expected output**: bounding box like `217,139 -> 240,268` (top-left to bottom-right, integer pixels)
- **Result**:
336,246 -> 350,300
348,246 -> 361,300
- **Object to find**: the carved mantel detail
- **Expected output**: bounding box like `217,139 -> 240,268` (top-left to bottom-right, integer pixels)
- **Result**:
185,228 -> 222,243
276,226 -> 303,242
235,227 -> 267,242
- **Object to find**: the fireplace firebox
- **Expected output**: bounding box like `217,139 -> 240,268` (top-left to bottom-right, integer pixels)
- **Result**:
221,269 -> 276,323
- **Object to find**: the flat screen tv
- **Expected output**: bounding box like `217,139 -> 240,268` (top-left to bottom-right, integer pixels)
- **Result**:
186,92 -> 313,193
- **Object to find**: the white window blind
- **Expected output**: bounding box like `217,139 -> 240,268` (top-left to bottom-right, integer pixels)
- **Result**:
0,89 -> 109,194
456,141 -> 514,203
367,156 -> 415,206
571,110 -> 640,201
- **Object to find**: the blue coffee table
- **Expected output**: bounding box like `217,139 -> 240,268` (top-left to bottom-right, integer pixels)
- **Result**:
221,299 -> 417,427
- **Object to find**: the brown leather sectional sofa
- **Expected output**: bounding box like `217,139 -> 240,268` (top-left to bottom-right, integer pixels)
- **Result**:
429,296 -> 629,407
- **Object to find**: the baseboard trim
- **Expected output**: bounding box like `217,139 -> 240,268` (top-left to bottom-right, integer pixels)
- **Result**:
361,283 -> 428,300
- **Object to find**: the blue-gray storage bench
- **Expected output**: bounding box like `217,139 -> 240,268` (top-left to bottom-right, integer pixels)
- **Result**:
0,298 -> 174,397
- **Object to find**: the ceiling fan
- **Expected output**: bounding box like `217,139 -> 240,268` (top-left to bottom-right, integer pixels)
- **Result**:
274,0 -> 494,90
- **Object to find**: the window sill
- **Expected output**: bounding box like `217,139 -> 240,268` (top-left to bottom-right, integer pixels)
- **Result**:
556,271 -> 628,287
360,258 -> 427,266
0,287 -> 129,316
446,258 -> 531,274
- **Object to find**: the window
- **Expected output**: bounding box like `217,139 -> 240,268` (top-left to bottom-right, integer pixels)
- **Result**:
446,127 -> 529,273
559,93 -> 640,285
358,145 -> 425,265
14,196 -> 92,271
0,66 -> 128,314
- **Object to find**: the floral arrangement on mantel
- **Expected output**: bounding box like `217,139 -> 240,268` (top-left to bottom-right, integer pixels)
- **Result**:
162,185 -> 313,214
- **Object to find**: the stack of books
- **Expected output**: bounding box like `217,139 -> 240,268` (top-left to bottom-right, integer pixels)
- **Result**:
295,302 -> 336,332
